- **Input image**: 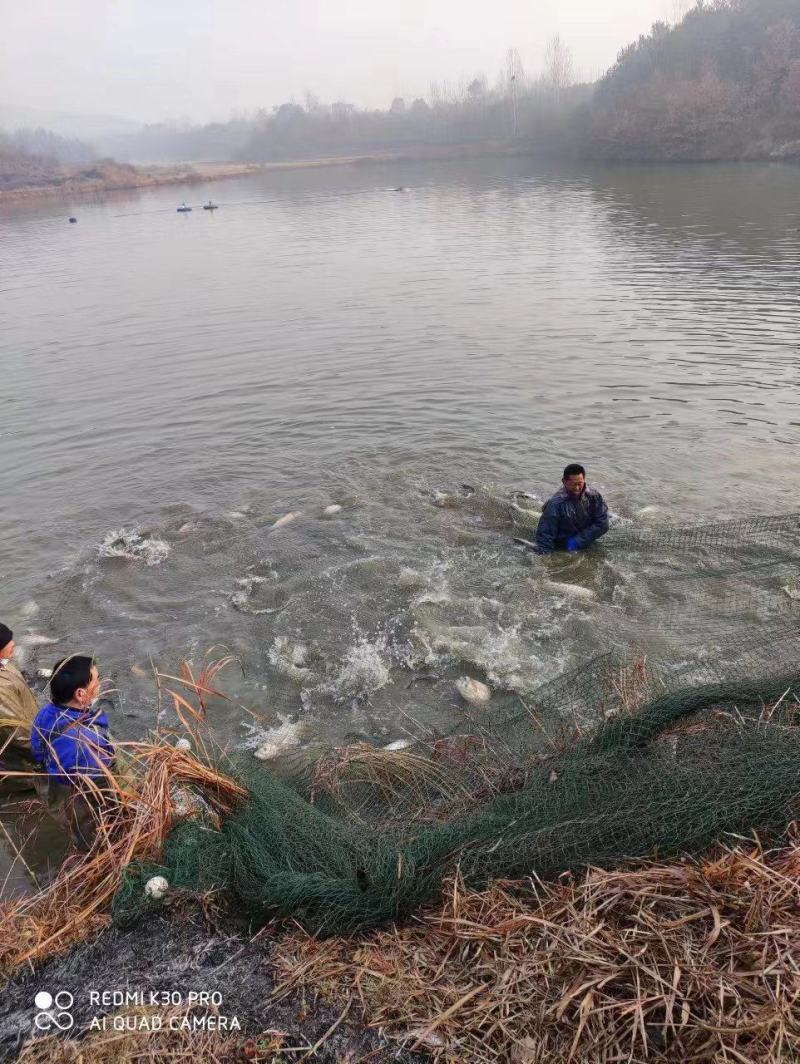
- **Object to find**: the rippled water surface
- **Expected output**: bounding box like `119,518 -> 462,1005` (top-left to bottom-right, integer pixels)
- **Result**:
1,160 -> 799,796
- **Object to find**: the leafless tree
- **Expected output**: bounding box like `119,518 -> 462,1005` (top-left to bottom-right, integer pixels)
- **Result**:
543,35 -> 574,96
663,0 -> 694,25
504,49 -> 525,135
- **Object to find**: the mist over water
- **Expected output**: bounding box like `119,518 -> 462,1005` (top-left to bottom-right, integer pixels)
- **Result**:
2,158 -> 799,762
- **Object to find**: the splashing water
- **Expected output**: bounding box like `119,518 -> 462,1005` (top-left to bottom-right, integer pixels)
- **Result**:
98,529 -> 170,566
328,631 -> 393,703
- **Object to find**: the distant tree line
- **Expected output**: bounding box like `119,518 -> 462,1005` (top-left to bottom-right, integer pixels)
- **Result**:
0,128 -> 98,190
102,37 -> 589,164
113,3 -> 800,165
5,0 -> 800,175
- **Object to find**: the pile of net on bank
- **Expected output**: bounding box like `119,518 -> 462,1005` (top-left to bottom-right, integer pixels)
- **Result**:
115,660 -> 800,936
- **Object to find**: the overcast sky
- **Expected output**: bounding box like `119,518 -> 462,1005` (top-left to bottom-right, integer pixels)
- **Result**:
3,0 -> 671,124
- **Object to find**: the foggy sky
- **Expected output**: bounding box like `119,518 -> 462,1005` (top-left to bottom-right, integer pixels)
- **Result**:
3,0 -> 670,125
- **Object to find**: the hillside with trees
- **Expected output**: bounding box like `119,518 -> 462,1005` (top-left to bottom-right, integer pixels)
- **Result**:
588,0 -> 800,159
0,129 -> 98,191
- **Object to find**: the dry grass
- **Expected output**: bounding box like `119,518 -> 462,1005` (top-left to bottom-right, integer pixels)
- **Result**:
309,742 -> 472,818
273,834 -> 800,1063
610,655 -> 653,717
16,1005 -> 246,1064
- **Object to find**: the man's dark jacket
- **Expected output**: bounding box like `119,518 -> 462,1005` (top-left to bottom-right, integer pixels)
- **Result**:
534,486 -> 609,554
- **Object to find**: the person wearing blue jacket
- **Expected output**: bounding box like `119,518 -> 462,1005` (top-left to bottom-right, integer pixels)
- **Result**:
534,464 -> 610,555
31,655 -> 115,849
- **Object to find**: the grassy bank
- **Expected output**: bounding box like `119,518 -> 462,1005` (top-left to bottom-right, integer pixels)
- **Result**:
4,828 -> 799,1062
0,161 -> 261,202
2,659 -> 799,1061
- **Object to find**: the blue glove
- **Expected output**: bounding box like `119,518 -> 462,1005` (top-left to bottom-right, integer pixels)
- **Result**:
565,537 -> 580,552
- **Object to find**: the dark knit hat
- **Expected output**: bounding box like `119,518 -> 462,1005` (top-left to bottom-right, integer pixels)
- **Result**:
0,624 -> 12,651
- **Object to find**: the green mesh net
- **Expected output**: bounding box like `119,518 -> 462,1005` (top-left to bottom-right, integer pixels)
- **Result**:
113,512 -> 800,935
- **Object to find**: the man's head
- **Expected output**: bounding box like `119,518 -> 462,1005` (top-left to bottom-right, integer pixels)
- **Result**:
0,623 -> 14,661
50,655 -> 100,709
562,463 -> 586,499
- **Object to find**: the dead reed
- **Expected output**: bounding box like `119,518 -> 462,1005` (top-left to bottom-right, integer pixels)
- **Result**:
274,833 -> 800,1063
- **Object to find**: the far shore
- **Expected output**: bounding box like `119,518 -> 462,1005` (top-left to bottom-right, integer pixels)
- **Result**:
0,141 -> 531,203
0,162 -> 262,203
4,138 -> 797,206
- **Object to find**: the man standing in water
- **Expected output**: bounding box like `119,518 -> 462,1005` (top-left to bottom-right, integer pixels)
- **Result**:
534,464 -> 609,555
0,623 -> 43,797
31,655 -> 116,850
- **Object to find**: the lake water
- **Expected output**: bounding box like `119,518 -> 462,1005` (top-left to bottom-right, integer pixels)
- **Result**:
1,158 -> 799,886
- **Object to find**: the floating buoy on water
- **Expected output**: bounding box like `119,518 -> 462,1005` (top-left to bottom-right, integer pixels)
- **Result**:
144,876 -> 170,900
68,217 -> 77,223
456,676 -> 491,707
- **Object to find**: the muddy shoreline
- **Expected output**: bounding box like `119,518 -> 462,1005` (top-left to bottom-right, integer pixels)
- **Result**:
0,163 -> 261,203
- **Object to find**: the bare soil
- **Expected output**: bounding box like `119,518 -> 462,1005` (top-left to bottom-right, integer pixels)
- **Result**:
0,907 -> 426,1063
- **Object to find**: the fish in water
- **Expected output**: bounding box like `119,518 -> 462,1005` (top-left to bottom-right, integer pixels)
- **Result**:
253,719 -> 302,761
18,633 -> 60,647
397,567 -> 427,590
405,670 -> 440,688
254,742 -> 280,761
513,536 -> 538,551
636,505 -> 665,520
270,511 -> 301,530
432,490 -> 462,509
323,504 -> 342,516
456,676 -> 491,707
543,580 -> 596,602
510,502 -> 542,529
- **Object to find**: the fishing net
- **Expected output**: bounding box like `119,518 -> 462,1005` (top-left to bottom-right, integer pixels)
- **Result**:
111,510 -> 800,936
